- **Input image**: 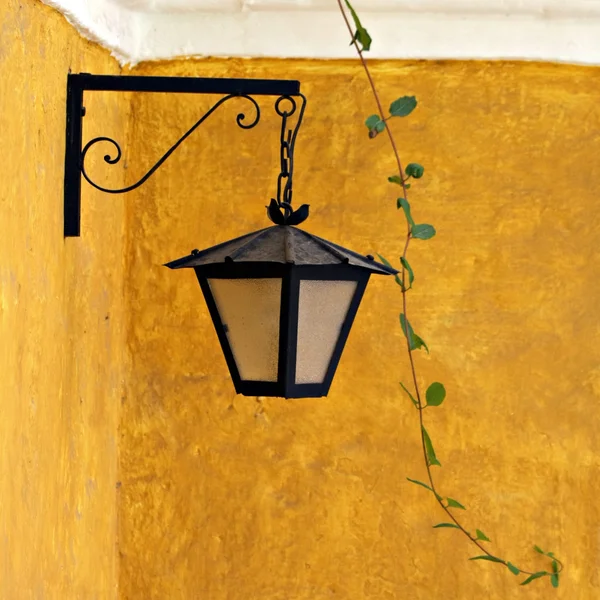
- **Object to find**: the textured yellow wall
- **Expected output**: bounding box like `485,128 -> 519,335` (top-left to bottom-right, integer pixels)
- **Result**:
117,58 -> 600,599
0,1 -> 126,597
3,1 -> 600,598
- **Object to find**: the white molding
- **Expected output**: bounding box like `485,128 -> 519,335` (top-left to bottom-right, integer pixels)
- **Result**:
42,0 -> 600,65
43,0 -> 139,63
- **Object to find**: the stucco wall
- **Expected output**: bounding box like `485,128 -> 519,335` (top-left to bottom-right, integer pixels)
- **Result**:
117,58 -> 600,598
0,1 -> 126,597
3,1 -> 600,598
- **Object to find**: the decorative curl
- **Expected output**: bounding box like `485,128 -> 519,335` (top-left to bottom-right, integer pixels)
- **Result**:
80,94 -> 260,194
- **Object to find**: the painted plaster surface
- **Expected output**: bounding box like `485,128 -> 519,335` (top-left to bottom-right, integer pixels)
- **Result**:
0,1 -> 127,597
42,0 -> 600,65
4,2 -> 600,597
118,58 -> 600,598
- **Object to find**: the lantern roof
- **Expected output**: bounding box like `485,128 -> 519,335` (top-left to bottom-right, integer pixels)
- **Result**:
165,225 -> 398,275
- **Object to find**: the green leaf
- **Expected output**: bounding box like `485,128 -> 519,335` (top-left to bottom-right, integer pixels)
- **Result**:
345,0 -> 372,51
378,253 -> 403,288
405,163 -> 425,179
388,175 -> 403,185
551,573 -> 559,588
412,224 -> 436,240
547,552 -> 556,559
533,545 -> 545,555
406,477 -> 433,492
400,257 -> 414,289
412,333 -> 429,353
400,382 -> 418,408
399,312 -> 412,343
446,497 -> 466,510
389,95 -> 417,118
433,523 -> 460,529
520,572 -> 547,586
399,314 -> 429,353
469,556 -> 505,564
422,426 -> 441,467
365,115 -> 385,137
377,253 -> 393,270
365,114 -> 380,129
426,382 -> 446,407
476,529 -> 490,542
388,175 -> 409,189
551,560 -> 558,573
397,198 -> 415,227
507,562 -> 520,575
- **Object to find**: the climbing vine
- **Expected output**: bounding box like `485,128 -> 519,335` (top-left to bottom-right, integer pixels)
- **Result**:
337,0 -> 564,588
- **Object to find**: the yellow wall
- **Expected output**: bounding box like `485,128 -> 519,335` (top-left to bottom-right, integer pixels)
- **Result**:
3,1 -> 600,599
118,59 -> 600,599
0,1 -> 126,597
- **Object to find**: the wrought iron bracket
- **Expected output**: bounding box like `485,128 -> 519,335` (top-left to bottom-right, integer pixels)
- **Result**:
64,73 -> 302,237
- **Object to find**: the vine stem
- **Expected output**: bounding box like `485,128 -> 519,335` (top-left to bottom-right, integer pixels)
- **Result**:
335,0 -> 563,579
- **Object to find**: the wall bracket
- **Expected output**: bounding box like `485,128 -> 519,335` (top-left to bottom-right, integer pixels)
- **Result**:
63,73 -> 302,237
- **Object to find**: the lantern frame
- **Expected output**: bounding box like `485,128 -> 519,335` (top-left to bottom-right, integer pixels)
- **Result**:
196,262 -> 370,398
166,224 -> 397,399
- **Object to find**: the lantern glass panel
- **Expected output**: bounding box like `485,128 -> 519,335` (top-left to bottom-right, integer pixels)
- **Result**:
208,278 -> 282,382
295,279 -> 358,384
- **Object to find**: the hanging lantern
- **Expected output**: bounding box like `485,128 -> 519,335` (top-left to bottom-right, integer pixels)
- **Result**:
60,74 -> 398,397
164,89 -> 397,397
166,224 -> 396,398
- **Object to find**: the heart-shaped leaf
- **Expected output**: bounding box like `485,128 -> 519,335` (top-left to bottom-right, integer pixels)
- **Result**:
520,572 -> 547,586
400,256 -> 414,288
426,382 -> 446,407
406,163 -> 425,179
469,555 -> 504,564
397,198 -> 415,227
446,497 -> 466,510
400,382 -> 418,408
345,0 -> 372,51
476,529 -> 490,542
412,224 -> 436,240
407,477 -> 432,492
400,314 -> 429,353
379,254 -> 403,287
365,114 -> 380,129
422,426 -> 441,467
389,95 -> 417,117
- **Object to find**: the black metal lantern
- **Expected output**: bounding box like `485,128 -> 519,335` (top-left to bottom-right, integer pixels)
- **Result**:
62,73 -> 398,398
165,225 -> 396,398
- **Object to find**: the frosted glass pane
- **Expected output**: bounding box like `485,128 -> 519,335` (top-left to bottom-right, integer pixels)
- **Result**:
295,280 -> 358,384
208,278 -> 282,382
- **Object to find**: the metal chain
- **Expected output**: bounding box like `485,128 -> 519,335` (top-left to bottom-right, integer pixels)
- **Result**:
276,111 -> 294,219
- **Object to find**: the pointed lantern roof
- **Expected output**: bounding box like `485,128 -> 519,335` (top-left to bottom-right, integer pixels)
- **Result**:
165,225 -> 397,275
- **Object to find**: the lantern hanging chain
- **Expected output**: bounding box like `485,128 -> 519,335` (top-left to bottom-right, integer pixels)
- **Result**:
274,94 -> 307,220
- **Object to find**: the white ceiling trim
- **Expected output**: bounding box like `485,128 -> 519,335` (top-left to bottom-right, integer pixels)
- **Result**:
42,0 -> 600,65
